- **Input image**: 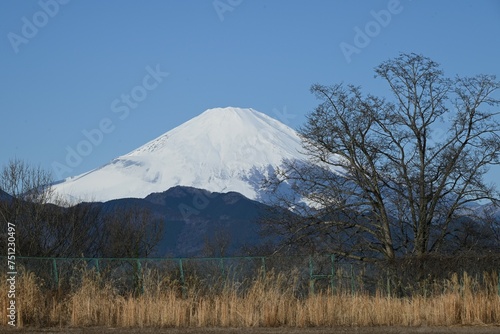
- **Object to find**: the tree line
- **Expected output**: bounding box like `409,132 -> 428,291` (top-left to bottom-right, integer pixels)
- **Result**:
0,159 -> 163,258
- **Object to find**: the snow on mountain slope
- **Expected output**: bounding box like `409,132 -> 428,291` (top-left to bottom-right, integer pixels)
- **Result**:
52,107 -> 307,202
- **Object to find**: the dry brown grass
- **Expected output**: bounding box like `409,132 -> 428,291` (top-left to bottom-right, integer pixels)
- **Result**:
1,266 -> 500,328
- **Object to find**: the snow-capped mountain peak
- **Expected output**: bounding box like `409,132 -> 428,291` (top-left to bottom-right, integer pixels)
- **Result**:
53,107 -> 306,202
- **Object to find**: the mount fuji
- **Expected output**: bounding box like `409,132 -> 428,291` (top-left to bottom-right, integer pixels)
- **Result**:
53,107 -> 307,203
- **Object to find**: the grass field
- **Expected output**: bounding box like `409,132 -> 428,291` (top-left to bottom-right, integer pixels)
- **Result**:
1,266 -> 500,329
1,326 -> 500,334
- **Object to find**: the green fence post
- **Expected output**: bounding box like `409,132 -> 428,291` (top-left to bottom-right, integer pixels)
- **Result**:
179,259 -> 186,298
52,258 -> 59,287
350,264 -> 355,296
136,259 -> 143,295
261,257 -> 266,278
309,255 -> 314,295
387,269 -> 391,298
498,270 -> 500,297
219,258 -> 225,277
330,254 -> 335,293
94,258 -> 100,274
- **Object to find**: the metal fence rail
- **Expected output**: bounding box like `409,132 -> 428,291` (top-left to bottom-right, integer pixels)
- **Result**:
2,255 -> 336,295
2,255 -> 500,297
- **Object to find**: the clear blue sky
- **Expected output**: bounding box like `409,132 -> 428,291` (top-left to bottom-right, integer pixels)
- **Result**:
1,0 -> 500,183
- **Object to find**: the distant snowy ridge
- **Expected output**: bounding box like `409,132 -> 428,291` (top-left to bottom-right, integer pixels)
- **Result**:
52,107 -> 307,202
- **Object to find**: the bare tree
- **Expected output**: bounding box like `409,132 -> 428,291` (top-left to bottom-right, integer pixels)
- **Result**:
0,159 -> 164,261
100,206 -> 164,258
203,228 -> 232,257
267,53 -> 500,261
0,159 -> 56,256
0,159 -> 102,257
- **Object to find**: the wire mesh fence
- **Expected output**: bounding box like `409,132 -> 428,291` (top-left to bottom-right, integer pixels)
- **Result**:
2,254 -> 500,298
